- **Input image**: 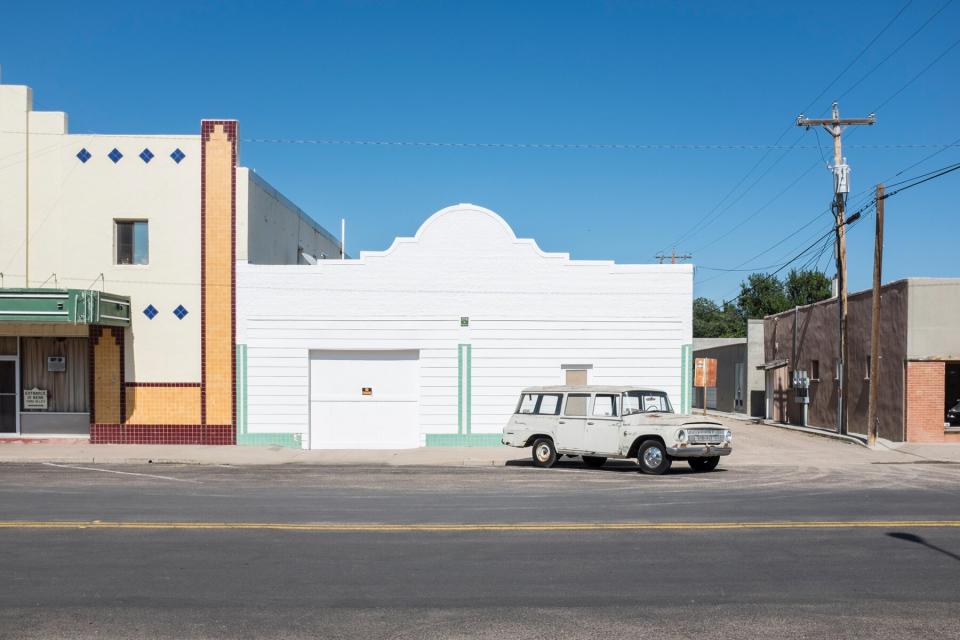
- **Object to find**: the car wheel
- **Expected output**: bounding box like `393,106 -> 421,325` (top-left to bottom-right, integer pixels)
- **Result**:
531,438 -> 558,468
688,456 -> 720,472
637,440 -> 672,475
582,456 -> 607,468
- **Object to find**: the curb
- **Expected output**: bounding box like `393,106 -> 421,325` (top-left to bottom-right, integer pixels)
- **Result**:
702,411 -> 870,449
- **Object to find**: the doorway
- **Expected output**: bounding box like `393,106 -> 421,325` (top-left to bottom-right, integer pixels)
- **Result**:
0,356 -> 19,434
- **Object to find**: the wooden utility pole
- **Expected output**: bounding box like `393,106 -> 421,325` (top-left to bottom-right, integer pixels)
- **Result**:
867,184 -> 885,447
656,249 -> 692,264
797,102 -> 876,435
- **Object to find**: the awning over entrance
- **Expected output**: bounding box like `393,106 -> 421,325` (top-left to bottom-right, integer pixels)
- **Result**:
0,289 -> 130,327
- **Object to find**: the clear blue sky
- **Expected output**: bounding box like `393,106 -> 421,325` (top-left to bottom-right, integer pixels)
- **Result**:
2,0 -> 957,301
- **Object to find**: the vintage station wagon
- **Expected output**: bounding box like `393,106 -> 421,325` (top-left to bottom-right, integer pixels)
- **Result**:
501,385 -> 732,475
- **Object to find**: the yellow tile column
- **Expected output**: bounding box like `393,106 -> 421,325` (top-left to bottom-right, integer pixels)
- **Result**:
201,121 -> 237,437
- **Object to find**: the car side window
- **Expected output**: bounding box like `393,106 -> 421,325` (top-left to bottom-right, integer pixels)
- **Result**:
517,394 -> 538,414
564,394 -> 589,417
536,394 -> 562,415
592,394 -> 618,417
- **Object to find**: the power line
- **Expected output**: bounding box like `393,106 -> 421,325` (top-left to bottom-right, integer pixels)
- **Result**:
834,0 -> 955,104
656,0 -> 916,255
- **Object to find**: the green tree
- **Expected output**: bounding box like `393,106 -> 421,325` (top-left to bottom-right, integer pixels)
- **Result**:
785,268 -> 832,306
737,273 -> 790,320
693,296 -> 745,338
694,269 -> 833,336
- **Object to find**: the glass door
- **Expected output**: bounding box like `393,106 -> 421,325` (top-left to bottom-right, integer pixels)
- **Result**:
0,357 -> 18,434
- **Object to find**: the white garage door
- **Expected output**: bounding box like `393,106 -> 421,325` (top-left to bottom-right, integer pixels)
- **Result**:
309,350 -> 420,449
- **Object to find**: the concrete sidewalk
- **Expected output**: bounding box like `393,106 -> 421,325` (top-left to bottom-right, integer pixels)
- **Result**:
2,415 -> 960,467
0,442 -> 521,467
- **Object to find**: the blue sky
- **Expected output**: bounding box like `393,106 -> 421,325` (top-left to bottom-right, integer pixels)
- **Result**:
1,0 -> 957,301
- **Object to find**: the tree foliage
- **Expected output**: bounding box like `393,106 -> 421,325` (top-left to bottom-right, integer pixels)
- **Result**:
693,268 -> 833,338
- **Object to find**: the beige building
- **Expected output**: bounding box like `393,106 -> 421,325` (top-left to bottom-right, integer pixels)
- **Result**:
0,78 -> 339,442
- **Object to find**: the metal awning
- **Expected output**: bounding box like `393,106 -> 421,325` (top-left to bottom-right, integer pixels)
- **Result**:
757,358 -> 790,371
0,289 -> 131,326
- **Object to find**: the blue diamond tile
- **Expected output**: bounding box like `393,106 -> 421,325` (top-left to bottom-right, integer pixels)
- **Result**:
76,148 -> 91,163
173,304 -> 189,320
108,148 -> 123,163
142,304 -> 158,319
170,148 -> 186,164
139,148 -> 154,163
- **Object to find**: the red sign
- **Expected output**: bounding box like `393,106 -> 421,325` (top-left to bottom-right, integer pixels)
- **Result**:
694,358 -> 717,388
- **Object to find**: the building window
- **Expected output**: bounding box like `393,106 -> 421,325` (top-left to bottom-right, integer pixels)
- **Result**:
115,220 -> 149,265
811,360 -> 820,381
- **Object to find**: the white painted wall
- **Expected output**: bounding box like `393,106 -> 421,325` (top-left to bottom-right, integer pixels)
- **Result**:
237,204 -> 693,448
237,168 -> 342,265
0,83 -> 202,382
1,81 -> 340,385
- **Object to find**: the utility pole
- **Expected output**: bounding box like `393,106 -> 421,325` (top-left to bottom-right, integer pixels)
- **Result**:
655,249 -> 692,264
797,102 -> 876,435
867,184 -> 884,447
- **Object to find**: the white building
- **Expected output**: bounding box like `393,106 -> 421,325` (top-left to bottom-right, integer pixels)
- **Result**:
237,204 -> 694,448
0,77 -> 340,442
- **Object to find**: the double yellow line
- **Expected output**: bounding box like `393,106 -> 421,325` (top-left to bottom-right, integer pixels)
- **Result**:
1,520 -> 959,532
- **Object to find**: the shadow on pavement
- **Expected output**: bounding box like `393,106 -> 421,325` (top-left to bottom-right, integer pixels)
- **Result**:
887,532 -> 960,562
504,457 -> 729,475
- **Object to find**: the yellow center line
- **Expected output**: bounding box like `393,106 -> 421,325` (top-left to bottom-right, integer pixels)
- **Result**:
0,520 -> 958,532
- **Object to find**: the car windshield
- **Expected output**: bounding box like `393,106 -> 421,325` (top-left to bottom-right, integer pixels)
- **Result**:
622,391 -> 673,415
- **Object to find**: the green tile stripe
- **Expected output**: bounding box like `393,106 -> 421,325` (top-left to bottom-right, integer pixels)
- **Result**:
466,344 -> 472,435
425,433 -> 503,447
457,343 -> 472,435
457,345 -> 464,435
680,343 -> 692,414
235,344 -> 301,449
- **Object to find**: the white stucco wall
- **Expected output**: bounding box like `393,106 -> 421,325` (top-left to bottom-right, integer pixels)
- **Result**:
237,168 -> 342,265
0,83 -> 202,382
237,204 -> 694,448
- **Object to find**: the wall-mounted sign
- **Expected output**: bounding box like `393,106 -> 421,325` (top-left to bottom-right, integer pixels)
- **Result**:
460,316 -> 469,327
362,387 -> 372,396
24,387 -> 48,410
47,356 -> 66,372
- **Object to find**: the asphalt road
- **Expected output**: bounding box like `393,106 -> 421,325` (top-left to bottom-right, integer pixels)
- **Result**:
1,458 -> 959,639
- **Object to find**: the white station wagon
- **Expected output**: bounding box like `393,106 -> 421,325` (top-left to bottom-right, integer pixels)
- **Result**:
501,385 -> 732,475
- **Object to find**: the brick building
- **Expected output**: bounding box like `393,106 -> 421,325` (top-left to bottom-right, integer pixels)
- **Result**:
763,278 -> 960,443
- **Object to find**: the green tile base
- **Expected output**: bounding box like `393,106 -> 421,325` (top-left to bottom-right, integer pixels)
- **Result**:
237,433 -> 302,448
425,433 -> 504,447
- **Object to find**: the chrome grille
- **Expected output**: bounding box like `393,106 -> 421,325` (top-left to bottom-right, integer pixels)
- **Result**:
685,428 -> 726,444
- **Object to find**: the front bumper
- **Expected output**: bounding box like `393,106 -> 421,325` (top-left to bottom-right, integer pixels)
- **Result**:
667,444 -> 732,458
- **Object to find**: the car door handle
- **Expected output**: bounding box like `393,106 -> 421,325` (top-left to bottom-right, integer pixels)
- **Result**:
558,420 -> 566,424
586,421 -> 595,425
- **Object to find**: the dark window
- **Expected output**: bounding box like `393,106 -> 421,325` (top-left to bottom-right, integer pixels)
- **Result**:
116,220 -> 148,265
811,360 -> 820,381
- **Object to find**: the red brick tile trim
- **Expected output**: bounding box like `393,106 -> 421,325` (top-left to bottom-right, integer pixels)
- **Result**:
124,382 -> 202,388
91,423 -> 234,445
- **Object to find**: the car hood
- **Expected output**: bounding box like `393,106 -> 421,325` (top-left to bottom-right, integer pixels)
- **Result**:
624,414 -> 724,428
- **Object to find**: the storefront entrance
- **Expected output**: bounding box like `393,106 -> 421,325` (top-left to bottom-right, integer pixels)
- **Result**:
0,356 -> 17,434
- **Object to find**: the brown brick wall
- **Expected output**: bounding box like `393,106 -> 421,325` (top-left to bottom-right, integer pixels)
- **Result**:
905,361 -> 947,442
89,327 -> 123,424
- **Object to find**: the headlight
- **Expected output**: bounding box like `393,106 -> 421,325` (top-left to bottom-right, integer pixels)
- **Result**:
724,429 -> 732,442
677,429 -> 688,444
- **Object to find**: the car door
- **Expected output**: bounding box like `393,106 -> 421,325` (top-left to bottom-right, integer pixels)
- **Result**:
555,393 -> 589,451
584,393 -> 622,454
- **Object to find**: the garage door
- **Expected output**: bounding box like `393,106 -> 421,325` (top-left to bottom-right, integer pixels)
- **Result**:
309,350 -> 420,449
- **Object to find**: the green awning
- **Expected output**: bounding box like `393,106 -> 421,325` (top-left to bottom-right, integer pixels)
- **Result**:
0,289 -> 131,326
